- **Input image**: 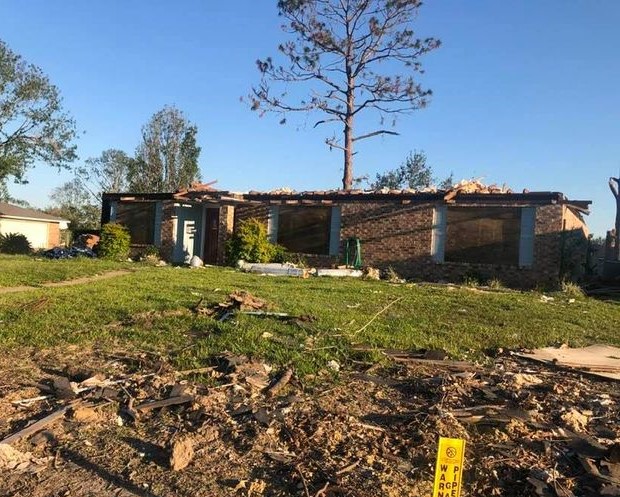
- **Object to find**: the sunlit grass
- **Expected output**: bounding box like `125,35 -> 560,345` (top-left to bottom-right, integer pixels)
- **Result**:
0,261 -> 618,375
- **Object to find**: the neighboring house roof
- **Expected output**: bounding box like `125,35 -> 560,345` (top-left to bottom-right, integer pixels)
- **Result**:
0,202 -> 68,223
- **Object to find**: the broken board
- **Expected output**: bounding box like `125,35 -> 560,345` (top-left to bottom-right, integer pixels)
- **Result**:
516,345 -> 620,381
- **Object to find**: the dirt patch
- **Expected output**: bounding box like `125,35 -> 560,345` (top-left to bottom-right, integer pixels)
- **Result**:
0,270 -> 133,294
0,348 -> 619,497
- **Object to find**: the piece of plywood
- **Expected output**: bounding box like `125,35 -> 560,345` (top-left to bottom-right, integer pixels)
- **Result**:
517,345 -> 620,381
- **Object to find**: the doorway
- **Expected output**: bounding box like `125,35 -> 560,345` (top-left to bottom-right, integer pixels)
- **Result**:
203,208 -> 220,264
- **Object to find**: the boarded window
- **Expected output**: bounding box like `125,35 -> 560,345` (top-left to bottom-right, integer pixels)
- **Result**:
115,202 -> 156,245
277,206 -> 332,255
445,207 -> 521,265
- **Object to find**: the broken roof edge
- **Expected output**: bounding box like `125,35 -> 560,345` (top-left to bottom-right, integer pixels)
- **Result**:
102,190 -> 591,209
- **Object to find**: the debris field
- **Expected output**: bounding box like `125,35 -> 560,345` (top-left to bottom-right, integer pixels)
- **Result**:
0,343 -> 619,497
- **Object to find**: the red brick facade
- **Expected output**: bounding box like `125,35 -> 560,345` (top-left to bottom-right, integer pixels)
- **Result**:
233,200 -> 587,288
104,191 -> 590,289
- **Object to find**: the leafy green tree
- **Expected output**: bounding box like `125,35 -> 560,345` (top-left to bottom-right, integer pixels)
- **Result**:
371,150 -> 453,190
46,178 -> 99,230
250,0 -> 440,190
0,39 -> 77,185
129,106 -> 201,192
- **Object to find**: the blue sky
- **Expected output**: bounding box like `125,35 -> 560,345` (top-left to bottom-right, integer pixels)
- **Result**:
2,1 -> 619,236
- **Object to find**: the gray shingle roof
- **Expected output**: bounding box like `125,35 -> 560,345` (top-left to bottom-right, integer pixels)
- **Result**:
0,202 -> 68,222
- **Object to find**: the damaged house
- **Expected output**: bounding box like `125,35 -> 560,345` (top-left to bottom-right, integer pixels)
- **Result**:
101,181 -> 591,288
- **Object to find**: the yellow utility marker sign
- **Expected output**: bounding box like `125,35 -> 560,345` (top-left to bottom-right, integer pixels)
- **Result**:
432,437 -> 466,497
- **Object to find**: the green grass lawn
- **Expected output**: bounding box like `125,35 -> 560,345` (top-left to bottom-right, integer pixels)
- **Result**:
0,257 -> 618,376
0,254 -> 135,287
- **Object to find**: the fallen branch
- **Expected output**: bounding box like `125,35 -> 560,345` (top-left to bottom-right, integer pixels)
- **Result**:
11,395 -> 52,406
135,395 -> 193,413
1,404 -> 74,445
266,368 -> 294,398
352,297 -> 404,336
336,459 -> 360,475
296,464 -> 311,497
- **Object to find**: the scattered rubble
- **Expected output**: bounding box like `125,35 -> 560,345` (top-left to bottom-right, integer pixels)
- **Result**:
194,290 -> 269,320
0,348 -> 619,496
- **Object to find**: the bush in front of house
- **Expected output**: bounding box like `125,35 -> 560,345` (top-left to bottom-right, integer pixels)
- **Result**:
272,246 -> 307,266
137,244 -> 161,264
0,233 -> 32,254
98,223 -> 131,260
226,218 -> 291,264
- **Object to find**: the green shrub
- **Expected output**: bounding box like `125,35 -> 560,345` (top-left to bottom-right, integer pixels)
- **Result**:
487,278 -> 505,290
140,245 -> 160,260
98,223 -> 131,260
226,218 -> 291,264
0,233 -> 32,254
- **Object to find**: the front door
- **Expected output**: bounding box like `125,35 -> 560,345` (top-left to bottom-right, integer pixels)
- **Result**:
182,219 -> 196,261
203,208 -> 220,264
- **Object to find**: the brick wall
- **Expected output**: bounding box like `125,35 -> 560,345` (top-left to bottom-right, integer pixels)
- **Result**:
560,205 -> 589,280
406,204 -> 563,288
184,200 -> 573,288
340,201 -> 433,276
234,204 -> 270,225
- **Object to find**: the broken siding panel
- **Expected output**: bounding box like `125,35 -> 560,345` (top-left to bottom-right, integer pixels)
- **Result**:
329,206 -> 341,256
431,205 -> 447,263
519,207 -> 536,268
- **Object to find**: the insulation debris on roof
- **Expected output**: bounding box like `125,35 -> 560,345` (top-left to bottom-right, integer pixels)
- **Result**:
245,179 -> 513,197
112,179 -> 590,214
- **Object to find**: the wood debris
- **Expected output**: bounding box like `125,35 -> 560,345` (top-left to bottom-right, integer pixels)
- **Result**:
194,290 -> 270,320
170,436 -> 195,471
0,350 -> 619,496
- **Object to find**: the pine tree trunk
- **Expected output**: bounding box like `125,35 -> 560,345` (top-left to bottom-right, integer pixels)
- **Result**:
342,74 -> 355,191
342,116 -> 353,190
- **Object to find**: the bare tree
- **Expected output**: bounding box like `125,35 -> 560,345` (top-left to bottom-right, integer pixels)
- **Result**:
250,0 -> 440,190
